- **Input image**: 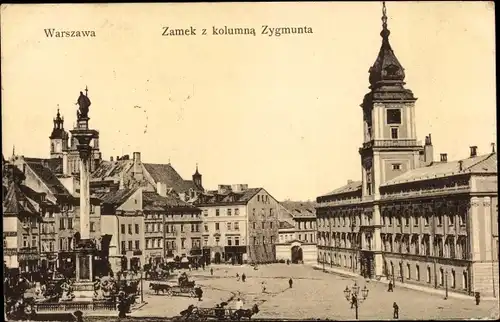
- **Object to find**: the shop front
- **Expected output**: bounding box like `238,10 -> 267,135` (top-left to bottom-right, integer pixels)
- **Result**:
202,247 -> 211,266
224,246 -> 246,265
211,246 -> 224,264
189,248 -> 203,267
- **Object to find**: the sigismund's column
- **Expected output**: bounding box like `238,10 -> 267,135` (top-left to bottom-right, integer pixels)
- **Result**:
71,87 -> 99,302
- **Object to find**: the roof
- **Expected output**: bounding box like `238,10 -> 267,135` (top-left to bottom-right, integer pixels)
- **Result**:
91,160 -> 133,180
279,221 -> 295,229
280,201 -> 317,218
3,182 -> 39,215
195,188 -> 261,206
25,157 -> 62,174
143,163 -> 199,193
25,161 -> 71,197
142,191 -> 197,210
318,181 -> 362,198
382,153 -> 497,186
100,188 -> 138,205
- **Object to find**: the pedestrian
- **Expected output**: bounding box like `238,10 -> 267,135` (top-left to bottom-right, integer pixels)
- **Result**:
195,287 -> 203,301
261,281 -> 266,293
393,302 -> 399,319
73,310 -> 83,322
235,298 -> 244,310
236,273 -> 240,281
242,273 -> 246,282
210,267 -> 214,276
188,263 -> 192,271
289,278 -> 293,288
388,280 -> 394,292
475,292 -> 481,305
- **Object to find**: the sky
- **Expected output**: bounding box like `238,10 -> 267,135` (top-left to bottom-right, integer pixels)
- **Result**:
1,2 -> 496,201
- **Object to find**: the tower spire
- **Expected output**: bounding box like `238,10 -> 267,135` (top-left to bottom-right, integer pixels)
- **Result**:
368,1 -> 407,90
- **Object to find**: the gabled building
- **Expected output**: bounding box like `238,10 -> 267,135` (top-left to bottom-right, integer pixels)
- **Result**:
9,154 -> 104,275
194,185 -> 280,264
316,5 -> 498,298
143,190 -> 202,265
90,152 -> 203,201
275,201 -> 317,264
3,162 -> 42,273
100,187 -> 202,273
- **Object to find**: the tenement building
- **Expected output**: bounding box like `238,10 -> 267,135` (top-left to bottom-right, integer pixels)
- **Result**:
276,201 -> 317,264
316,6 -> 498,298
99,186 -> 202,272
193,185 -> 280,264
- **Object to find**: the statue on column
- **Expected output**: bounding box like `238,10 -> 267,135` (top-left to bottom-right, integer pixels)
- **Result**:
76,89 -> 91,120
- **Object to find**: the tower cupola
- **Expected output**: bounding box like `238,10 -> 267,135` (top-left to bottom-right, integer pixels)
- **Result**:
193,163 -> 203,189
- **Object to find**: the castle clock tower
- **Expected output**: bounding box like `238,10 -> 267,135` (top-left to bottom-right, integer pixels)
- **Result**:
358,2 -> 423,278
359,2 -> 421,200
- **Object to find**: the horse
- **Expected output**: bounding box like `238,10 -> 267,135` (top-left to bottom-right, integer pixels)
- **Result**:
149,283 -> 170,295
171,305 -> 203,321
232,304 -> 259,321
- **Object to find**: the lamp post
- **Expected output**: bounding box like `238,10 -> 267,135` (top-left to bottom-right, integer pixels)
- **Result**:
323,253 -> 326,272
140,269 -> 144,303
444,269 -> 448,300
344,282 -> 369,320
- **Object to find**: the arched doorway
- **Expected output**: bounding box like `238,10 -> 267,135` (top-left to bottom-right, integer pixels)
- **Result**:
214,252 -> 221,264
291,246 -> 303,264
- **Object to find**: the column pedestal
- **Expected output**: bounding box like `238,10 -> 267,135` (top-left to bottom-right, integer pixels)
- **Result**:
72,242 -> 95,302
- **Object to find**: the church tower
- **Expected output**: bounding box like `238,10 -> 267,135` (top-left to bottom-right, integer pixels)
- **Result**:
49,108 -> 69,159
192,164 -> 203,190
359,2 -> 421,200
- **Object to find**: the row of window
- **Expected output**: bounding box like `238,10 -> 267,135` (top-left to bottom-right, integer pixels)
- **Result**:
386,262 -> 467,289
121,224 -> 140,235
256,194 -> 271,204
145,223 -> 201,233
297,221 -> 315,230
204,222 -> 240,232
317,213 -> 466,229
145,238 -> 201,250
381,234 -> 468,259
279,233 -> 315,243
209,208 -> 240,216
252,221 -> 274,230
120,240 -> 141,251
145,213 -> 200,219
252,236 -> 275,245
60,218 -> 97,231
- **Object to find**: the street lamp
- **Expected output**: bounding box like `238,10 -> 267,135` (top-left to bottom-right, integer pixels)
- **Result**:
444,270 -> 448,300
344,282 -> 369,320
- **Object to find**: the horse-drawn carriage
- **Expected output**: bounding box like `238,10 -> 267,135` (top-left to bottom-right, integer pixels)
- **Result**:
149,273 -> 198,297
171,303 -> 259,321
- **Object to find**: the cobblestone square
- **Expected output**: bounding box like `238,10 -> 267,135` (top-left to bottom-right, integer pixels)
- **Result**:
126,264 -> 499,320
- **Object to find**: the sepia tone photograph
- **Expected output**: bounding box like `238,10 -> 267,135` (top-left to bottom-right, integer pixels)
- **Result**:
1,1 -> 498,321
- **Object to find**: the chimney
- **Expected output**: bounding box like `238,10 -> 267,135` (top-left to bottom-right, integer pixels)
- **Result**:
110,156 -> 114,162
458,160 -> 464,171
133,152 -> 143,180
440,153 -> 448,162
491,143 -> 496,153
62,152 -> 69,175
423,133 -> 434,166
116,156 -> 120,161
470,146 -> 478,158
119,172 -> 125,190
156,181 -> 167,197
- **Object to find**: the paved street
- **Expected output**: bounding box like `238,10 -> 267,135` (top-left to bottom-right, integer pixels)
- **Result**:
123,264 -> 498,320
